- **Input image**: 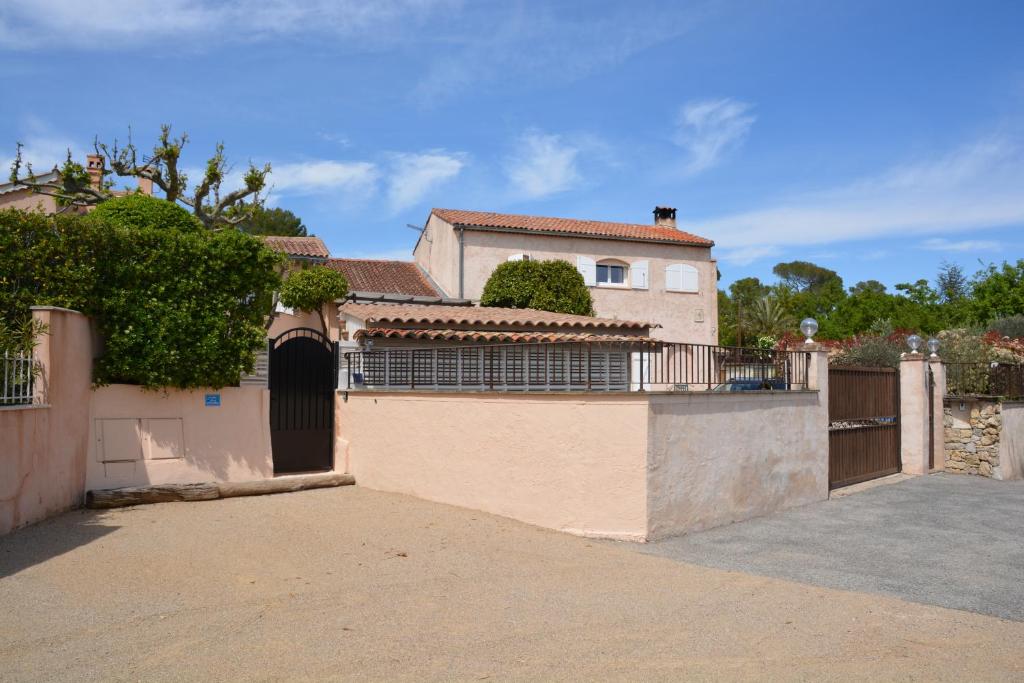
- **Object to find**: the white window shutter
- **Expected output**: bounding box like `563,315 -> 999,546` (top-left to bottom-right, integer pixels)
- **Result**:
681,264 -> 699,293
665,263 -> 683,291
632,260 -> 649,290
507,253 -> 526,262
577,256 -> 597,286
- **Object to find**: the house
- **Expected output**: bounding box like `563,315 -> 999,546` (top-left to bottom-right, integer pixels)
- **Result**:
413,206 -> 718,344
0,154 -> 151,213
263,236 -> 464,341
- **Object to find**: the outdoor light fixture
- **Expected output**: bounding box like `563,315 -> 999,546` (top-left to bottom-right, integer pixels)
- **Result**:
927,338 -> 940,357
907,334 -> 923,353
800,318 -> 818,344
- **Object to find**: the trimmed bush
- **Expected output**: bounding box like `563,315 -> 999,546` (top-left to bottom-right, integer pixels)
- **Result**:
88,193 -> 203,232
279,266 -> 349,333
480,259 -> 594,316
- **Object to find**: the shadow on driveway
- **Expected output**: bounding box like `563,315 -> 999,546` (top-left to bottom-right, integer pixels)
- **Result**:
635,473 -> 1024,622
0,509 -> 119,579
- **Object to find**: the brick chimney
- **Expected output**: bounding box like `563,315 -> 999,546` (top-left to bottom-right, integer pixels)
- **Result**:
137,177 -> 153,195
85,154 -> 104,190
653,206 -> 677,229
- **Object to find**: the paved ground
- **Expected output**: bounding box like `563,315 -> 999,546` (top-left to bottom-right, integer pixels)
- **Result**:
2,484 -> 1024,681
637,473 -> 1024,622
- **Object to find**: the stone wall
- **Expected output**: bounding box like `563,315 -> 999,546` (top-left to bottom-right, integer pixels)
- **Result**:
944,399 -> 1002,477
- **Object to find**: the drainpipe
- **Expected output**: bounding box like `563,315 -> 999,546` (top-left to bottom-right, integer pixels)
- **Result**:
457,226 -> 465,299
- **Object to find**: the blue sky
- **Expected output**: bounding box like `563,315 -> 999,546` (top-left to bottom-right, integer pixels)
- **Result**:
2,0 -> 1023,291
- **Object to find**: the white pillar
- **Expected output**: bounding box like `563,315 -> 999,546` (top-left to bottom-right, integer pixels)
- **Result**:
900,355 -> 930,474
929,358 -> 946,472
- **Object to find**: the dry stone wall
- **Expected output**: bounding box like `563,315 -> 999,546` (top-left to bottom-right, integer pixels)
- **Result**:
944,399 -> 1001,477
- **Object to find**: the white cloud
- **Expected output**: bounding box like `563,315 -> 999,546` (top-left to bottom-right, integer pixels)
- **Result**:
0,119 -> 84,177
386,151 -> 465,211
689,136 -> 1024,265
673,98 -> 755,176
505,131 -> 582,199
0,0 -> 454,49
268,160 -> 379,196
718,245 -> 781,267
921,237 -> 1000,252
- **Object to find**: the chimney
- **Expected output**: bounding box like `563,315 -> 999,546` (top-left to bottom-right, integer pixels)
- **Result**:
85,154 -> 104,190
137,177 -> 154,196
653,206 -> 677,229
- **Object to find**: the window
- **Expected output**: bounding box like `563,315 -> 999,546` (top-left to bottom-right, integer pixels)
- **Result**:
596,261 -> 627,286
665,263 -> 699,293
507,253 -> 531,262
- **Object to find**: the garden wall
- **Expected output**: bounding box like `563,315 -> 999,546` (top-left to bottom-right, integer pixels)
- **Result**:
944,398 -> 1024,480
86,385 -> 273,491
0,307 -> 94,535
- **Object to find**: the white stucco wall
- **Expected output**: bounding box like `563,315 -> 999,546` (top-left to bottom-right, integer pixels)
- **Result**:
413,215 -> 718,345
644,390 -> 829,540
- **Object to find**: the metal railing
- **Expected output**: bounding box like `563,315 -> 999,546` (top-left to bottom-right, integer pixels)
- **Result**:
1,351 -> 38,406
344,341 -> 810,393
946,362 -> 1024,399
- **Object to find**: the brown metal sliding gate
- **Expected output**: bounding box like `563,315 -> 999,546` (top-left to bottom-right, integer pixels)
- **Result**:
828,367 -> 901,489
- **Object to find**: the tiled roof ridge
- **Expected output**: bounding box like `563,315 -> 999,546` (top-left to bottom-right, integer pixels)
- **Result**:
339,302 -> 652,330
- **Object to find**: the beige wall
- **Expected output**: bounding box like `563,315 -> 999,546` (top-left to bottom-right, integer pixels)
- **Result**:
998,402 -> 1024,480
0,307 -> 94,535
86,385 -> 273,491
646,390 -> 829,539
899,356 -> 932,475
0,189 -> 60,214
414,215 -> 718,345
337,392 -> 651,541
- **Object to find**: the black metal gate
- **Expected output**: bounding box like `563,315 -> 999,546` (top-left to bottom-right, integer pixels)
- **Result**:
828,366 -> 901,489
269,328 -> 337,474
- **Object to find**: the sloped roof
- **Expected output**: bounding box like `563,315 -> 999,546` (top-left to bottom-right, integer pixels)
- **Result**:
339,303 -> 651,331
355,328 -> 654,344
432,208 -> 713,247
326,259 -> 439,297
263,235 -> 330,258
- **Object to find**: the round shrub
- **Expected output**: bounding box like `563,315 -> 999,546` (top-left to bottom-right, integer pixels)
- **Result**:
480,259 -> 594,316
88,193 -> 203,232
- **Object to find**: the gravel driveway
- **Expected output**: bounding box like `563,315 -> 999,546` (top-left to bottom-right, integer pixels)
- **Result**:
2,483 -> 1023,681
637,473 -> 1024,621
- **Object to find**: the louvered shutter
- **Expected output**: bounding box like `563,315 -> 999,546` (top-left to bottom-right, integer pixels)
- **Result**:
665,263 -> 683,291
631,260 -> 649,289
577,256 -> 597,286
681,265 -> 699,293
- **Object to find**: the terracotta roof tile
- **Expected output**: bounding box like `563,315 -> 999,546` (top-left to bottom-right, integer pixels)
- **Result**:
432,208 -> 713,247
356,328 -> 655,344
326,259 -> 439,297
339,303 -> 651,331
262,235 -> 330,258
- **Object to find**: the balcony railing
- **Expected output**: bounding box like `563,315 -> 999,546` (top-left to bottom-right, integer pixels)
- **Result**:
343,341 -> 810,393
946,362 -> 1024,399
1,351 -> 38,407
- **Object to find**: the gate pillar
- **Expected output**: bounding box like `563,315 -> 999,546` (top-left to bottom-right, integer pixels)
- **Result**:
929,358 -> 947,472
900,355 -> 933,475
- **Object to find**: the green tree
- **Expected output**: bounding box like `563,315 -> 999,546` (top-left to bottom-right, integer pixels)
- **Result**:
9,125 -> 270,229
279,266 -> 349,333
0,208 -> 282,389
480,260 -> 594,316
743,296 -> 794,338
969,260 -> 1024,324
233,206 -> 307,237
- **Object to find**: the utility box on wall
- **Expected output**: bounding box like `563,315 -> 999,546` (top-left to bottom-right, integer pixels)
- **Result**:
94,418 -> 185,463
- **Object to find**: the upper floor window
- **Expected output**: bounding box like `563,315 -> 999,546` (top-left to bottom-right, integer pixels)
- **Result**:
596,262 -> 627,286
665,263 -> 699,293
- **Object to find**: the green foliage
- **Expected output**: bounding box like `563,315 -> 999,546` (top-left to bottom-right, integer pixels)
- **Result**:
0,208 -> 282,389
743,296 -> 793,338
831,320 -> 905,368
772,261 -> 842,292
279,266 -> 349,333
0,317 -> 47,355
988,315 -> 1024,339
480,260 -> 594,316
88,193 -> 202,232
970,260 -> 1024,324
233,206 -> 307,237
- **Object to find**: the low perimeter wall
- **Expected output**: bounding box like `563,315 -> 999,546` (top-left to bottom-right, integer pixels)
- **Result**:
944,398 -> 1024,480
87,385 -> 273,491
646,391 -> 829,539
337,387 -> 829,541
0,308 -> 94,535
337,392 -> 651,541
